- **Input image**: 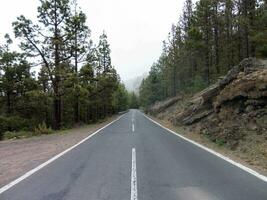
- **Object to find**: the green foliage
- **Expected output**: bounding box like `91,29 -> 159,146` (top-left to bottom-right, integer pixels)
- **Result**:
34,122 -> 53,135
0,0 -> 130,140
0,116 -> 30,134
185,75 -> 207,93
112,84 -> 129,112
129,92 -> 140,109
258,44 -> 267,57
97,32 -> 112,73
3,131 -> 34,140
252,1 -> 267,57
139,0 -> 267,108
253,31 -> 267,57
215,139 -> 226,146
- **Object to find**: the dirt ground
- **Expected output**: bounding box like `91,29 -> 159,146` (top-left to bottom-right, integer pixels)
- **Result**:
149,115 -> 267,177
0,116 -> 118,188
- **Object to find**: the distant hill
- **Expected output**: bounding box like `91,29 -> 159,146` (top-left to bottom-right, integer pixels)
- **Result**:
123,74 -> 147,93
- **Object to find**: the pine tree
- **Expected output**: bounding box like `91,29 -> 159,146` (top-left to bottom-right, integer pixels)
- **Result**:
97,32 -> 112,74
13,0 -> 74,129
66,0 -> 91,123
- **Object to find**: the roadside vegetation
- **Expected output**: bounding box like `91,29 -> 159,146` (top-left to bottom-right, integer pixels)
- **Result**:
139,0 -> 267,174
0,0 -> 132,140
139,0 -> 267,106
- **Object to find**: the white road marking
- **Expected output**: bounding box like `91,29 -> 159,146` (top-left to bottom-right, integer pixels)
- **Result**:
132,123 -> 135,132
0,114 -> 126,194
131,148 -> 138,200
143,114 -> 267,182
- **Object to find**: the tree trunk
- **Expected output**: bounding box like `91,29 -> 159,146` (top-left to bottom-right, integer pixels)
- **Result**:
74,28 -> 79,123
248,0 -> 256,56
237,0 -> 243,61
53,96 -> 61,130
172,64 -> 177,97
6,91 -> 11,114
204,5 -> 210,85
53,0 -> 62,130
242,0 -> 250,58
225,0 -> 234,70
213,1 -> 220,73
74,99 -> 79,123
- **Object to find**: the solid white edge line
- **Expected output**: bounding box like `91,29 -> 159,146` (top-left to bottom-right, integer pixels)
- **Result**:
131,148 -> 138,200
0,113 -> 127,194
143,113 -> 267,182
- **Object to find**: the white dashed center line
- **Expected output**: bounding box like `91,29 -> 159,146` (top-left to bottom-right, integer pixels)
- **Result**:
131,148 -> 138,200
132,123 -> 135,132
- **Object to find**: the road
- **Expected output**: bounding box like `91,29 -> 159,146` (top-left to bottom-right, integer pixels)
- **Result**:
1,109 -> 267,200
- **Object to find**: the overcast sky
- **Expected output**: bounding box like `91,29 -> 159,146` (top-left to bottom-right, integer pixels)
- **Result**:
0,0 -> 185,81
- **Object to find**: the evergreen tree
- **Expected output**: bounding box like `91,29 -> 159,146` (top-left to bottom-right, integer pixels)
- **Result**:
97,32 -> 112,74
139,0 -> 267,109
129,92 -> 139,109
0,0 -> 127,138
66,0 -> 91,123
13,0 -> 74,129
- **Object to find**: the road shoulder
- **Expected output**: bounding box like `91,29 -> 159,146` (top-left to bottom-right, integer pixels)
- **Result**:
146,114 -> 267,177
0,115 -> 119,187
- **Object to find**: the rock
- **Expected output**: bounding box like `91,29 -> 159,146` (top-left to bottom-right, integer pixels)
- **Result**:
148,96 -> 182,115
219,65 -> 240,87
182,109 -> 213,125
245,105 -> 254,113
214,69 -> 267,109
192,83 -> 220,104
217,58 -> 258,88
149,58 -> 267,158
247,122 -> 258,131
173,58 -> 267,128
245,99 -> 267,107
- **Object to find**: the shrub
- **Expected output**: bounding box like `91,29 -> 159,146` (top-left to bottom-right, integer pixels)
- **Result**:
34,122 -> 53,135
0,116 -> 8,140
3,131 -> 34,140
215,139 -> 226,146
8,116 -> 30,130
258,44 -> 267,57
0,115 -> 33,140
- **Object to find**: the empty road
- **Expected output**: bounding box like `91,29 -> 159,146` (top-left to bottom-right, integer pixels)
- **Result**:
1,110 -> 267,200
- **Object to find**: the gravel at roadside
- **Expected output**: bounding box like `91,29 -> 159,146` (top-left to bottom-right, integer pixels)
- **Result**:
0,116 -> 118,188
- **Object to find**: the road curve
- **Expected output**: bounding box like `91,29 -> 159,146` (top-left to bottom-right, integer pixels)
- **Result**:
1,109 -> 267,200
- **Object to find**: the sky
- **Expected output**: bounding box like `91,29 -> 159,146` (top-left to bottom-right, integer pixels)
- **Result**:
0,0 -> 185,81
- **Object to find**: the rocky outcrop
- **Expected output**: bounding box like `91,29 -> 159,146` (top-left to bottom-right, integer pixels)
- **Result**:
148,58 -> 267,171
148,96 -> 183,115
149,58 -> 267,147
175,58 -> 267,126
214,69 -> 267,111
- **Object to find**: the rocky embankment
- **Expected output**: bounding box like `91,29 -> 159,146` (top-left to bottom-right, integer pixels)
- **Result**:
147,58 -> 267,173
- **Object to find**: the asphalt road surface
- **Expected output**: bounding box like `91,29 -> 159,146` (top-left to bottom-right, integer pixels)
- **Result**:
1,110 -> 267,200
